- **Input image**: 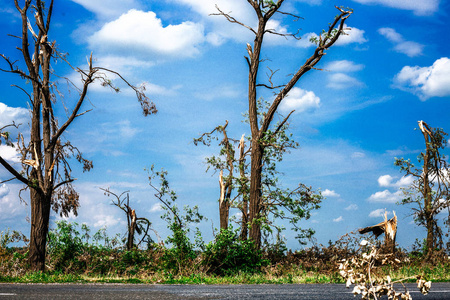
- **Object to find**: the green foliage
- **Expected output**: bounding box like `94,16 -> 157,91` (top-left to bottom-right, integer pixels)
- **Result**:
0,228 -> 28,250
47,221 -> 84,271
203,228 -> 268,275
147,165 -> 205,273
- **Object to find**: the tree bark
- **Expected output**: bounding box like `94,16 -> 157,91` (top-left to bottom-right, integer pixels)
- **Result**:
219,170 -> 231,230
28,189 -> 51,271
127,209 -> 137,250
248,142 -> 263,248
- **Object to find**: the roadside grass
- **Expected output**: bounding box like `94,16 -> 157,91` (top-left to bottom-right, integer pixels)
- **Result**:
2,224 -> 450,285
2,263 -> 450,284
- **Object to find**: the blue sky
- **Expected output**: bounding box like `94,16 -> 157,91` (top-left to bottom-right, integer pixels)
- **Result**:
1,0 -> 450,250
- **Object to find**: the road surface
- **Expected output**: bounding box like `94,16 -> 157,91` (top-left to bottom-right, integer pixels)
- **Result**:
0,282 -> 449,299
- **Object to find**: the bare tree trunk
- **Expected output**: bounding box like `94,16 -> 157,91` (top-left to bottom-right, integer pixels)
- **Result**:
218,170 -> 230,230
248,142 -> 263,248
127,209 -> 137,250
238,135 -> 248,240
422,125 -> 436,258
29,189 -> 51,271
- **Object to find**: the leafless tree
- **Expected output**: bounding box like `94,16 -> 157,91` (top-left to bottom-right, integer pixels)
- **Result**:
0,0 -> 156,270
213,0 -> 352,247
101,188 -> 155,250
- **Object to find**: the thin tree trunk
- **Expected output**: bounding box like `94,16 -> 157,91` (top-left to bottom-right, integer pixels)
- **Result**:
127,209 -> 137,250
248,141 -> 263,248
238,135 -> 248,240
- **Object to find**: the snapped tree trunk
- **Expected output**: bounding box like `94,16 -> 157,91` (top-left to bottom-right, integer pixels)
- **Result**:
359,211 -> 397,254
127,209 -> 137,250
219,170 -> 231,230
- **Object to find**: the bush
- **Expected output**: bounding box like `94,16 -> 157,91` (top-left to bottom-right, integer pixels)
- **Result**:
203,228 -> 267,275
47,221 -> 84,271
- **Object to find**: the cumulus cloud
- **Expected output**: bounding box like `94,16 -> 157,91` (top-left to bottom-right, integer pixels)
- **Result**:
89,10 -> 205,59
378,175 -> 414,188
172,0 -> 254,44
323,189 -> 340,197
0,145 -> 20,163
333,216 -> 344,222
369,209 -> 391,218
351,0 -> 439,16
0,102 -> 29,128
345,204 -> 358,211
93,214 -> 121,228
279,87 -> 320,114
368,190 -> 403,203
393,57 -> 450,100
378,27 -> 424,57
296,33 -> 319,48
335,26 -> 368,46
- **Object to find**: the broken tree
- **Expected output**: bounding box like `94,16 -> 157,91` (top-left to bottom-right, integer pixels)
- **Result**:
101,188 -> 154,250
359,211 -> 397,253
0,0 -> 156,270
395,121 -> 450,258
213,1 -> 352,247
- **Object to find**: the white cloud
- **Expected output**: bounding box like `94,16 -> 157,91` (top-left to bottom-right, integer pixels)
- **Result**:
378,174 -> 394,187
296,26 -> 367,48
0,102 -> 29,128
93,214 -> 121,228
279,87 -> 320,114
172,0 -> 255,44
333,216 -> 344,222
296,33 -> 318,48
378,27 -> 424,57
345,204 -> 358,211
351,0 -> 439,16
335,26 -> 368,46
378,174 -> 414,188
70,0 -> 142,19
89,10 -> 205,59
369,208 -> 391,218
327,73 -> 364,90
368,190 -> 403,203
325,60 -> 364,73
0,145 -> 20,163
393,57 -> 450,100
322,189 -> 340,197
149,203 -> 163,213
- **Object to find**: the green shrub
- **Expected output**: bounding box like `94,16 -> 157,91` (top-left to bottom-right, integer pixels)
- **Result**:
203,228 -> 267,275
47,221 -> 84,271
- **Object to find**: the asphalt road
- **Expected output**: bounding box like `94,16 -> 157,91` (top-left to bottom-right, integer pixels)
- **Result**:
1,282 -> 450,299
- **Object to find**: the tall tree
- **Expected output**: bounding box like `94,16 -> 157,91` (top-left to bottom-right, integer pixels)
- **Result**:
395,121 -> 450,258
195,100 -> 322,245
0,0 -> 156,270
214,1 -> 352,247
